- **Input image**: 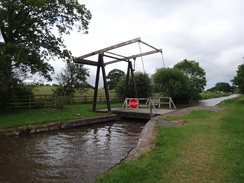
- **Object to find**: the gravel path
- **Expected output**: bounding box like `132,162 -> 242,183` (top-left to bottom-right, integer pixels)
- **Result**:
161,106 -> 226,117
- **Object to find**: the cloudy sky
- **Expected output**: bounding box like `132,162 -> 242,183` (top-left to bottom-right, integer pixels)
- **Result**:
56,0 -> 244,89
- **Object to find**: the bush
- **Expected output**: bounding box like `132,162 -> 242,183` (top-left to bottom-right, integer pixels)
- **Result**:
153,68 -> 191,103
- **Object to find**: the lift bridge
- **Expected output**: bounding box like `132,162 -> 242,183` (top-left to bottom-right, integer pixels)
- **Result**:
74,38 -> 176,119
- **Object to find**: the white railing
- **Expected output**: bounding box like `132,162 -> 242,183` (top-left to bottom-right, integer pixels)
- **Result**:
122,97 -> 176,115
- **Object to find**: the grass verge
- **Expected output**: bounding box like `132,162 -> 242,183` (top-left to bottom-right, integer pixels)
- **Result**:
93,95 -> 244,183
0,103 -> 122,130
200,91 -> 229,99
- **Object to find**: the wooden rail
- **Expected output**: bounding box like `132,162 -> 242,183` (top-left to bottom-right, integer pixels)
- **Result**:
2,95 -> 121,109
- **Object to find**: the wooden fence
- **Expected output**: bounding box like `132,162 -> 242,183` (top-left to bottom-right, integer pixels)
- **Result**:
2,95 -> 121,109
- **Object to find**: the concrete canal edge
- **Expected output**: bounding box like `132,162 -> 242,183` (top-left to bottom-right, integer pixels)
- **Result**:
4,114 -> 119,136
125,116 -> 158,161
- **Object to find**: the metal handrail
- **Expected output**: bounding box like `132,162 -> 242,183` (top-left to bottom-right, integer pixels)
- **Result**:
122,97 -> 176,116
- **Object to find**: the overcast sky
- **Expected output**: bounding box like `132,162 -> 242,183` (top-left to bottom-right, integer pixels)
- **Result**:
33,0 -> 244,89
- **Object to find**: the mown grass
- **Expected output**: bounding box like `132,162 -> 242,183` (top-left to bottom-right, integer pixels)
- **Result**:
0,103 -> 122,130
93,95 -> 244,183
34,86 -> 116,97
200,91 -> 228,99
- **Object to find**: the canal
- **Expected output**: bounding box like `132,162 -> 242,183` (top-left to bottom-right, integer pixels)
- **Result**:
0,119 -> 146,183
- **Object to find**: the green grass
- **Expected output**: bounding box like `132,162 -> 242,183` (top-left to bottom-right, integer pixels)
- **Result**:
0,103 -> 122,130
33,86 -> 57,95
200,91 -> 228,99
34,86 -> 116,97
93,95 -> 244,183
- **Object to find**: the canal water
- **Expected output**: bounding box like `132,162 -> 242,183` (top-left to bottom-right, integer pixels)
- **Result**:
177,94 -> 241,108
0,119 -> 146,183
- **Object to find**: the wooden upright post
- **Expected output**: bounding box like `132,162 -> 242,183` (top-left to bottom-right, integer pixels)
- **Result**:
100,54 -> 111,112
124,61 -> 138,99
92,55 -> 101,112
92,54 -> 111,112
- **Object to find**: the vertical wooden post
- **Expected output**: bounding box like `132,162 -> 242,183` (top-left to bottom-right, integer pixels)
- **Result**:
29,95 -> 32,110
124,61 -> 130,99
100,54 -> 111,112
130,61 -> 138,98
124,61 -> 138,99
92,55 -> 101,112
92,53 -> 111,112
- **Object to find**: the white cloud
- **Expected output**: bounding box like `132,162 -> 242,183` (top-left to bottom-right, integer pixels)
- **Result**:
49,0 -> 244,89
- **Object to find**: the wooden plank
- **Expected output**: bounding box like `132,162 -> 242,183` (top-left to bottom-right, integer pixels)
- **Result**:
74,59 -> 98,66
77,37 -> 141,59
140,40 -> 162,52
104,49 -> 162,65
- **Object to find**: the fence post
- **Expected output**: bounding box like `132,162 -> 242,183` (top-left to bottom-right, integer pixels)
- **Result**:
169,97 -> 171,108
29,95 -> 32,109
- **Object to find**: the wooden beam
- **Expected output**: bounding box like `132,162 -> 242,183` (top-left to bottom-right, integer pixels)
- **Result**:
104,49 -> 162,65
126,49 -> 162,60
140,40 -> 162,52
77,37 -> 141,59
105,51 -> 127,59
74,59 -> 98,66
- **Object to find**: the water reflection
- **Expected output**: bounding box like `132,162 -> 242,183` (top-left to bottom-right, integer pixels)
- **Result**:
0,119 -> 145,183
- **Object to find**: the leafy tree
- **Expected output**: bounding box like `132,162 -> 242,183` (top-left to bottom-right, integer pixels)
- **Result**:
214,82 -> 232,93
53,60 -> 89,97
0,0 -> 91,92
174,59 -> 206,100
232,64 -> 244,93
153,68 -> 191,103
115,72 -> 152,99
107,69 -> 125,90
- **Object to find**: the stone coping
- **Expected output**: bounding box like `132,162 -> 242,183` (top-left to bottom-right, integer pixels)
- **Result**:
3,114 -> 119,136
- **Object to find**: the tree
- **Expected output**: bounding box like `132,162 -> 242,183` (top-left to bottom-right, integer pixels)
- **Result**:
174,59 -> 206,100
232,64 -> 244,93
107,69 -> 125,90
0,0 -> 91,92
153,68 -> 191,103
115,72 -> 152,99
214,82 -> 232,93
53,60 -> 89,97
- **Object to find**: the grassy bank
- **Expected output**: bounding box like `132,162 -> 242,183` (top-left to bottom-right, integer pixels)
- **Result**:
93,95 -> 244,183
0,103 -> 121,130
200,91 -> 229,99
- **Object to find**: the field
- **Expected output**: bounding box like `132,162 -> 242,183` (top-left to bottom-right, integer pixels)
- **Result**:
33,86 -> 116,97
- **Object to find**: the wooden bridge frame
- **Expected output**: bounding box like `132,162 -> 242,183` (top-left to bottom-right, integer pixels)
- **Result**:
74,38 -> 162,112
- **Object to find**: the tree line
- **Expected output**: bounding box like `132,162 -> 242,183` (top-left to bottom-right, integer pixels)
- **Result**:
108,59 -> 244,103
108,59 -> 207,103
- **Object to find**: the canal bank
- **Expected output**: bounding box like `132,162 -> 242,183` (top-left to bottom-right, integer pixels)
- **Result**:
1,114 -> 119,136
125,105 -> 227,162
124,94 -> 240,161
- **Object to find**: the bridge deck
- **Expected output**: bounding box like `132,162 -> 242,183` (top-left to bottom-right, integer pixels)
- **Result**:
109,108 -> 176,119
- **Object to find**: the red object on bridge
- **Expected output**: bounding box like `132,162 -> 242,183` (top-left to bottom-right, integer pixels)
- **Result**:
129,98 -> 139,108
